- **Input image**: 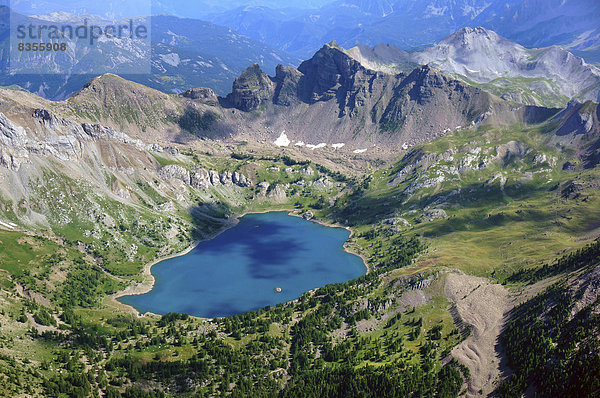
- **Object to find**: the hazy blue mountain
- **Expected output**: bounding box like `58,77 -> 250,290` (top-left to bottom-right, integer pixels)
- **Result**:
208,0 -> 600,62
0,8 -> 299,99
8,0 -> 152,19
9,0 -> 334,19
154,0 -> 333,16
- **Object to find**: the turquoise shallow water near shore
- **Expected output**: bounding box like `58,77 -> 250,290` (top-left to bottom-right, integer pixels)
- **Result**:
119,212 -> 366,317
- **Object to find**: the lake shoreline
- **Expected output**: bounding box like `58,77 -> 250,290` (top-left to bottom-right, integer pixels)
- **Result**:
112,208 -> 369,317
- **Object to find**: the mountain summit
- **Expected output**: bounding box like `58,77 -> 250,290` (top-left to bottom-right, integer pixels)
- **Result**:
341,27 -> 600,107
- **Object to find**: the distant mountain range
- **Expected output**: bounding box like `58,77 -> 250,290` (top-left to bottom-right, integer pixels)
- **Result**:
208,0 -> 600,63
8,0 -> 333,19
1,3 -> 599,108
0,7 -> 299,99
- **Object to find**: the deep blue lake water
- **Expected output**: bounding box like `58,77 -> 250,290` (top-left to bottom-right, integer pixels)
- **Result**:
119,212 -> 366,317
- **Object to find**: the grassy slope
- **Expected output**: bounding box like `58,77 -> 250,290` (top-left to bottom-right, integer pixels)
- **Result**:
331,124 -> 600,278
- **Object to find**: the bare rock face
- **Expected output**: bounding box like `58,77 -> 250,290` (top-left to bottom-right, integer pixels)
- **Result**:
220,171 -> 233,186
272,65 -> 303,106
300,167 -> 314,176
209,170 -> 221,186
494,141 -> 526,164
227,64 -> 275,112
163,166 -> 252,189
0,113 -> 29,170
295,41 -> 387,117
180,87 -> 219,106
417,208 -> 448,223
191,169 -> 211,189
257,181 -> 270,195
380,65 -> 491,133
232,171 -> 250,187
158,165 -> 190,185
267,184 -> 287,201
312,176 -> 333,188
550,101 -> 600,168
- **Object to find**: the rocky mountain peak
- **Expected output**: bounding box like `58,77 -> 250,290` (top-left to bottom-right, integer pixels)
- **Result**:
404,64 -> 448,87
226,63 -> 275,111
297,41 -> 373,103
446,26 -> 502,44
432,25 -> 522,58
410,26 -> 600,105
72,73 -> 170,102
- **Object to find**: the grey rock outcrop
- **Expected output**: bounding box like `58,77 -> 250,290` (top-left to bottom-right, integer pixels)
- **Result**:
383,217 -> 411,227
191,169 -> 211,189
180,87 -> 219,106
267,184 -> 287,201
418,209 -> 448,223
158,165 -> 190,185
257,181 -> 270,195
209,170 -> 221,186
220,171 -> 233,186
300,167 -> 314,176
312,176 -> 332,188
232,171 -> 250,187
159,165 -> 252,189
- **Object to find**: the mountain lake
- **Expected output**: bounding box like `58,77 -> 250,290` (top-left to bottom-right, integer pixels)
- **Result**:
119,212 -> 367,317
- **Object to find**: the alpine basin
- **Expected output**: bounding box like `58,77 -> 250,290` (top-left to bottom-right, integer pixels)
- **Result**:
119,212 -> 366,317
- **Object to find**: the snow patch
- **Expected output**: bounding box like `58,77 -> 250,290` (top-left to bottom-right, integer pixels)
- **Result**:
274,132 -> 290,147
332,143 -> 345,149
0,220 -> 16,230
353,149 -> 367,154
160,53 -> 181,67
306,143 -> 326,150
295,141 -> 305,147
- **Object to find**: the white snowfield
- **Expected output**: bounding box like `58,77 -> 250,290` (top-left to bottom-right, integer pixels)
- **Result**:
274,132 -> 290,147
306,143 -> 327,150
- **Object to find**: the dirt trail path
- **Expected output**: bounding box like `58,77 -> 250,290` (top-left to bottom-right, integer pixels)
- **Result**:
445,273 -> 511,397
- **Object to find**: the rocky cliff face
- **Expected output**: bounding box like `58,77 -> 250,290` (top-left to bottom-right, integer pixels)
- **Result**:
226,64 -> 276,111
158,165 -> 251,189
295,41 -> 393,118
550,101 -> 600,168
379,65 -> 492,136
